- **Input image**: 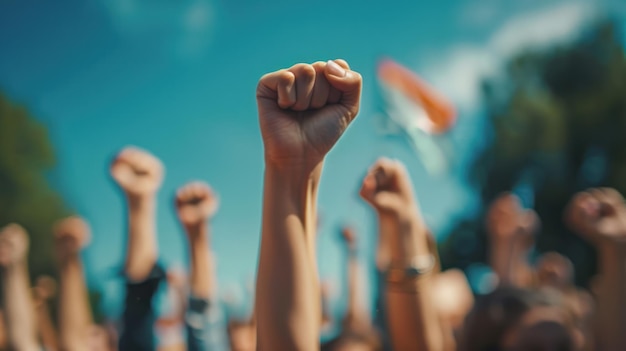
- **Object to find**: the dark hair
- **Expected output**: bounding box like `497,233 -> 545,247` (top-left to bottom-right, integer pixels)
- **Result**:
458,286 -> 565,351
321,330 -> 382,351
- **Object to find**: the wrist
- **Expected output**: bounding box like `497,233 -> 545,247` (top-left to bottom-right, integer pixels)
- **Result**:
598,243 -> 626,271
265,159 -> 323,183
384,212 -> 430,266
127,193 -> 156,210
0,261 -> 27,276
185,221 -> 208,237
58,252 -> 81,267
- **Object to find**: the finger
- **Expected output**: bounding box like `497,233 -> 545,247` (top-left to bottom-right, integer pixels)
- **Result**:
257,70 -> 296,109
333,59 -> 350,70
567,192 -> 596,230
359,175 -> 377,203
598,188 -> 623,206
372,158 -> 397,189
324,60 -> 362,118
310,61 -> 330,109
588,188 -> 612,215
288,63 -> 316,111
327,59 -> 349,104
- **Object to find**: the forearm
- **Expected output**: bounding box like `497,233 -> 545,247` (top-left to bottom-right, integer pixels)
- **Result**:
594,244 -> 626,351
256,164 -> 320,351
344,254 -> 370,332
385,211 -> 444,351
490,238 -> 533,287
36,303 -> 58,351
125,196 -> 158,281
376,215 -> 393,271
186,224 -> 214,299
1,265 -> 40,351
58,258 -> 92,351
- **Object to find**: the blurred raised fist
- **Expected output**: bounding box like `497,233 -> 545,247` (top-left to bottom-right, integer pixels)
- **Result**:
257,60 -> 362,169
0,224 -> 29,267
359,158 -> 417,216
34,275 -> 58,301
566,188 -> 626,245
536,252 -> 573,289
53,216 -> 91,259
486,193 -> 539,246
110,147 -> 164,198
175,181 -> 219,228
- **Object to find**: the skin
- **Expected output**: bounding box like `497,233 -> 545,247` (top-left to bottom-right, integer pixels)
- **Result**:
175,181 -> 219,300
110,146 -> 163,282
536,252 -> 574,291
229,320 -> 257,351
486,193 -> 538,288
54,216 -> 94,351
359,158 -> 448,351
0,224 -> 40,351
33,275 -> 59,351
255,59 -> 361,351
339,227 -> 371,333
566,188 -> 626,351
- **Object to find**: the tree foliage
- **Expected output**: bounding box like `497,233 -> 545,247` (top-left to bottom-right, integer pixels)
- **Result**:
0,92 -> 69,280
440,20 -> 626,286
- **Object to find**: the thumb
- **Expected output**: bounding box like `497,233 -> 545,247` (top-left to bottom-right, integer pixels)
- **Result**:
324,60 -> 362,116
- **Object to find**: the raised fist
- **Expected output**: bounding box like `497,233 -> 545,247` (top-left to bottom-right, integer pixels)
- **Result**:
257,60 -> 362,169
110,147 -> 164,198
536,252 -> 573,289
53,216 -> 91,259
359,158 -> 418,215
565,188 -> 626,245
0,224 -> 29,267
175,181 -> 219,228
486,193 -> 538,246
34,275 -> 58,301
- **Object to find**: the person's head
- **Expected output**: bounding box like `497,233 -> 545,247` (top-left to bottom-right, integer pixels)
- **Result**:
321,330 -> 381,351
228,319 -> 256,351
460,286 -> 581,351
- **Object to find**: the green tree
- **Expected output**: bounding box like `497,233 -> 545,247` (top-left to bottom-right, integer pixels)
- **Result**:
440,19 -> 626,287
0,92 -> 69,281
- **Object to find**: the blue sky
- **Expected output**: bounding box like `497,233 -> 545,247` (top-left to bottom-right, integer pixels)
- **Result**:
1,0 -> 624,318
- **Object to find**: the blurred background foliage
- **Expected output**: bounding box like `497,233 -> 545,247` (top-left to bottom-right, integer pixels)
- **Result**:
0,93 -> 68,281
440,19 -> 626,287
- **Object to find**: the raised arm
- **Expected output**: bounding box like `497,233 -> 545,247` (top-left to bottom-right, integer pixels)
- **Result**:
486,193 -> 538,288
339,226 -> 370,332
110,147 -> 163,283
110,147 -> 164,351
176,181 -> 219,300
566,188 -> 626,351
33,276 -> 59,351
255,60 -> 361,350
360,158 -> 446,351
175,181 -> 230,351
54,216 -> 93,351
0,224 -> 39,351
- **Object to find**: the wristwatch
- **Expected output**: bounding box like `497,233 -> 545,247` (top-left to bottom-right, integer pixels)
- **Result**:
386,254 -> 436,283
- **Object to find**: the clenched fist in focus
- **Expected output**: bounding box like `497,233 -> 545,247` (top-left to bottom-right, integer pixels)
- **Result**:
257,60 -> 362,170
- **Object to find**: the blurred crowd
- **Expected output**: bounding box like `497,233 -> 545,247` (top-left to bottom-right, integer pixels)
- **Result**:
1,59 -> 625,351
